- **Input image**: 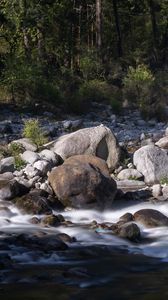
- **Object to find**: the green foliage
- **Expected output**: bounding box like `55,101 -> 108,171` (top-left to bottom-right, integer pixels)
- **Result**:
80,51 -> 103,80
123,64 -> 156,117
14,156 -> 26,170
8,142 -> 23,157
1,142 -> 26,170
123,64 -> 154,101
160,176 -> 168,185
22,119 -> 48,147
128,175 -> 139,181
1,0 -> 168,119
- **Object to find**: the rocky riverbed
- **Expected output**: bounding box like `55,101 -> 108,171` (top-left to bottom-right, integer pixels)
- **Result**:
1,102 -> 168,299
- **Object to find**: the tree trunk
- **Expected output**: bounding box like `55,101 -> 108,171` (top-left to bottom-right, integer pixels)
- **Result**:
96,0 -> 102,51
112,0 -> 123,57
148,0 -> 157,47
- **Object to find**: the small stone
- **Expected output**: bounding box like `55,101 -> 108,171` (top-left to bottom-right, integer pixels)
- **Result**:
152,184 -> 162,199
24,164 -> 40,178
155,137 -> 168,149
33,160 -> 52,176
0,157 -> 15,174
117,169 -> 143,180
29,217 -> 40,224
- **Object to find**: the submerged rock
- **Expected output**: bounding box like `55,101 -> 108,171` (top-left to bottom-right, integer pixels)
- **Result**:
53,124 -> 120,171
134,209 -> 168,227
41,214 -> 61,226
118,223 -> 141,242
48,155 -> 117,209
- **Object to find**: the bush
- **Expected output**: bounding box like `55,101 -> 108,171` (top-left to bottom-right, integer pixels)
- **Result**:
8,143 -> 25,170
22,119 -> 48,148
80,51 -> 103,80
123,64 -> 154,110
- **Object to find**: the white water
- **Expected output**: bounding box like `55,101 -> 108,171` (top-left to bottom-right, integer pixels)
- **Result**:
1,200 -> 168,263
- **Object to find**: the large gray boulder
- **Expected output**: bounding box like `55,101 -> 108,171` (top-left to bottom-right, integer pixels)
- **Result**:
133,145 -> 168,184
48,155 -> 117,209
53,125 -> 120,171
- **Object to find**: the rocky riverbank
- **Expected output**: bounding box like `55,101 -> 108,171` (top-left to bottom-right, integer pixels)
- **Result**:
1,103 -> 168,297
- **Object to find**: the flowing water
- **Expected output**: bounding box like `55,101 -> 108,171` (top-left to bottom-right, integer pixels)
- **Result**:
1,199 -> 168,299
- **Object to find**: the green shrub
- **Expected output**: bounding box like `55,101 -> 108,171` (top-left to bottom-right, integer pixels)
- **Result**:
123,64 -> 154,113
80,51 -> 102,80
9,142 -> 23,157
14,156 -> 26,170
22,119 -> 48,148
160,176 -> 168,185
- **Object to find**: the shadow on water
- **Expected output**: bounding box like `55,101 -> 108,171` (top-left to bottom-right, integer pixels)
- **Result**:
1,247 -> 168,300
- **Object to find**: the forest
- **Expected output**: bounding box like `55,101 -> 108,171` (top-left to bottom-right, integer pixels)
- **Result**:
0,0 -> 168,118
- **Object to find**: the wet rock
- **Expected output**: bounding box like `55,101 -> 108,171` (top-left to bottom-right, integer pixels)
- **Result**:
41,214 -> 61,226
53,124 -> 120,171
134,209 -> 168,227
14,190 -> 52,214
0,157 -> 15,174
0,207 -> 14,217
117,169 -> 143,180
21,151 -> 40,164
133,145 -> 168,184
13,233 -> 68,251
56,233 -> 76,243
11,138 -> 37,152
29,217 -> 40,224
48,155 -> 117,209
119,213 -> 134,223
118,223 -> 141,241
0,179 -> 29,200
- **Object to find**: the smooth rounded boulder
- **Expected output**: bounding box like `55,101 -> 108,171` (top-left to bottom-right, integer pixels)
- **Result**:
134,209 -> 168,227
53,125 -> 120,171
48,155 -> 117,209
133,145 -> 168,184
